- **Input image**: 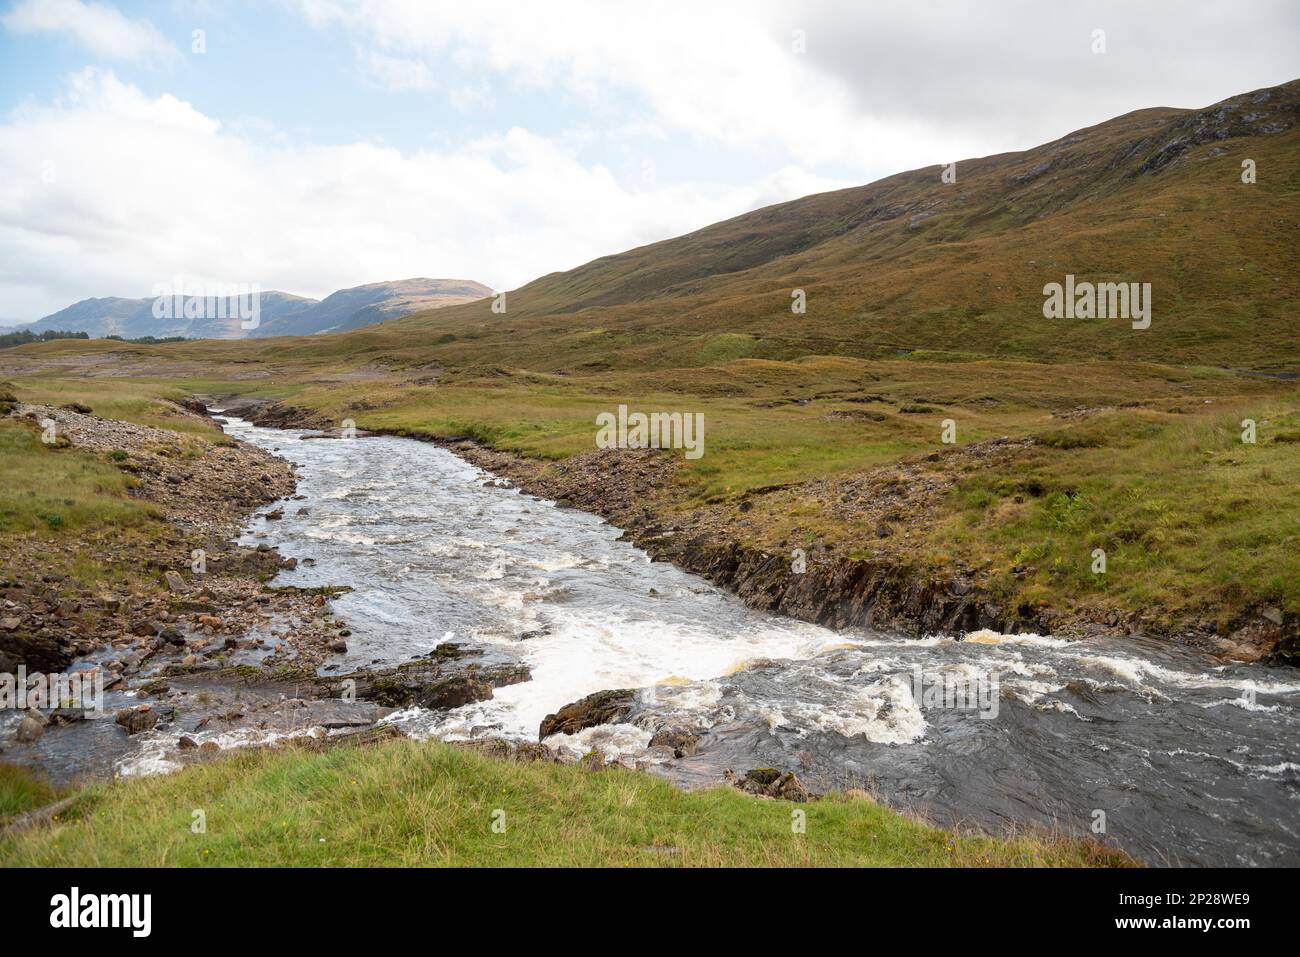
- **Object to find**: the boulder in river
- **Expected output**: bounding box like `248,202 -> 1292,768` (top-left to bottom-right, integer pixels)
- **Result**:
15,713 -> 47,743
649,727 -> 700,758
539,689 -> 636,739
115,704 -> 158,735
344,657 -> 529,710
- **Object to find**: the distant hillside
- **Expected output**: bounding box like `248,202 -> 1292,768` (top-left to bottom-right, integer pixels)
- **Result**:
19,279 -> 490,341
250,279 -> 491,337
375,79 -> 1299,372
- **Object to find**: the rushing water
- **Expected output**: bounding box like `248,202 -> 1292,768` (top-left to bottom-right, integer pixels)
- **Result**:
222,416 -> 1300,866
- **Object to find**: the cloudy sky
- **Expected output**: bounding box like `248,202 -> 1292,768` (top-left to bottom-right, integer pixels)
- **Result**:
0,0 -> 1296,321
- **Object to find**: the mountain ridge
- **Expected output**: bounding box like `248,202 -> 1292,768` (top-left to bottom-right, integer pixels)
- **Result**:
19,278 -> 491,341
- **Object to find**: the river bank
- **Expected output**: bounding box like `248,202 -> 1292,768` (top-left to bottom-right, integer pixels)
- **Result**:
0,399 -> 543,786
0,736 -> 1133,867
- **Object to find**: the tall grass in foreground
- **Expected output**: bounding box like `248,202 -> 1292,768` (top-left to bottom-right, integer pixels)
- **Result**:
0,740 -> 1132,867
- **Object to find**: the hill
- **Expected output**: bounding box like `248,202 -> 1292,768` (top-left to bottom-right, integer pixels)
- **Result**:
17,279 -> 490,341
379,80 -> 1299,372
251,278 -> 491,337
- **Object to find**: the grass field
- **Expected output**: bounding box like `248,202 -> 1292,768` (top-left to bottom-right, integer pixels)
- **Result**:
0,742 -> 1132,867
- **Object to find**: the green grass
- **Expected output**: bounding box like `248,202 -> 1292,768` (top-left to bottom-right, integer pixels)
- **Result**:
929,403 -> 1300,626
0,739 -> 1131,867
1,376 -> 223,437
0,764 -> 60,820
0,419 -> 157,535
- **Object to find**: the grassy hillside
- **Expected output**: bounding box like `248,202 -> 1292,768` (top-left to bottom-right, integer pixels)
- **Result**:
373,80 -> 1300,372
0,741 -> 1130,867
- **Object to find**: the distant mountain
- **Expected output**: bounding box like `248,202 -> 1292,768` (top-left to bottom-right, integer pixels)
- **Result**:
18,279 -> 490,340
20,292 -> 317,340
250,279 -> 492,338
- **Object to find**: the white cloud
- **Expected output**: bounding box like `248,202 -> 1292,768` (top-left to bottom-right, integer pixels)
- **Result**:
0,70 -> 850,319
291,0 -> 1300,178
292,0 -> 956,177
2,0 -> 178,63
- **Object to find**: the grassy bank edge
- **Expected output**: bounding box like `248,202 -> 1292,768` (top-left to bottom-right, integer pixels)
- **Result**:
0,739 -> 1133,867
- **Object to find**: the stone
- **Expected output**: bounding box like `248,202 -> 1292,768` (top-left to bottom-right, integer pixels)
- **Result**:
417,676 -> 493,709
164,570 -> 187,593
46,707 -> 88,726
539,689 -> 636,739
729,767 -> 813,802
115,705 -> 158,735
649,727 -> 700,758
15,714 -> 46,743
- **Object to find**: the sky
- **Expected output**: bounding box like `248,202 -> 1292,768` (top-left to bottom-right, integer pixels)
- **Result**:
0,0 -> 1296,322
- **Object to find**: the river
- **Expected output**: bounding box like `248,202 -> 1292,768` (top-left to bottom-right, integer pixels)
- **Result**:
221,415 -> 1300,866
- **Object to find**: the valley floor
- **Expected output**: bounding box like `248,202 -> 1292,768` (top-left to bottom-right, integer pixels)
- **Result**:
0,346 -> 1294,868
0,372 -> 1137,868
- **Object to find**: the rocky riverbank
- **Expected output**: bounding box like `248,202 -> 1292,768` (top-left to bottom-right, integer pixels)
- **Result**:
0,400 -> 312,674
0,398 -> 565,784
220,399 -> 1298,667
